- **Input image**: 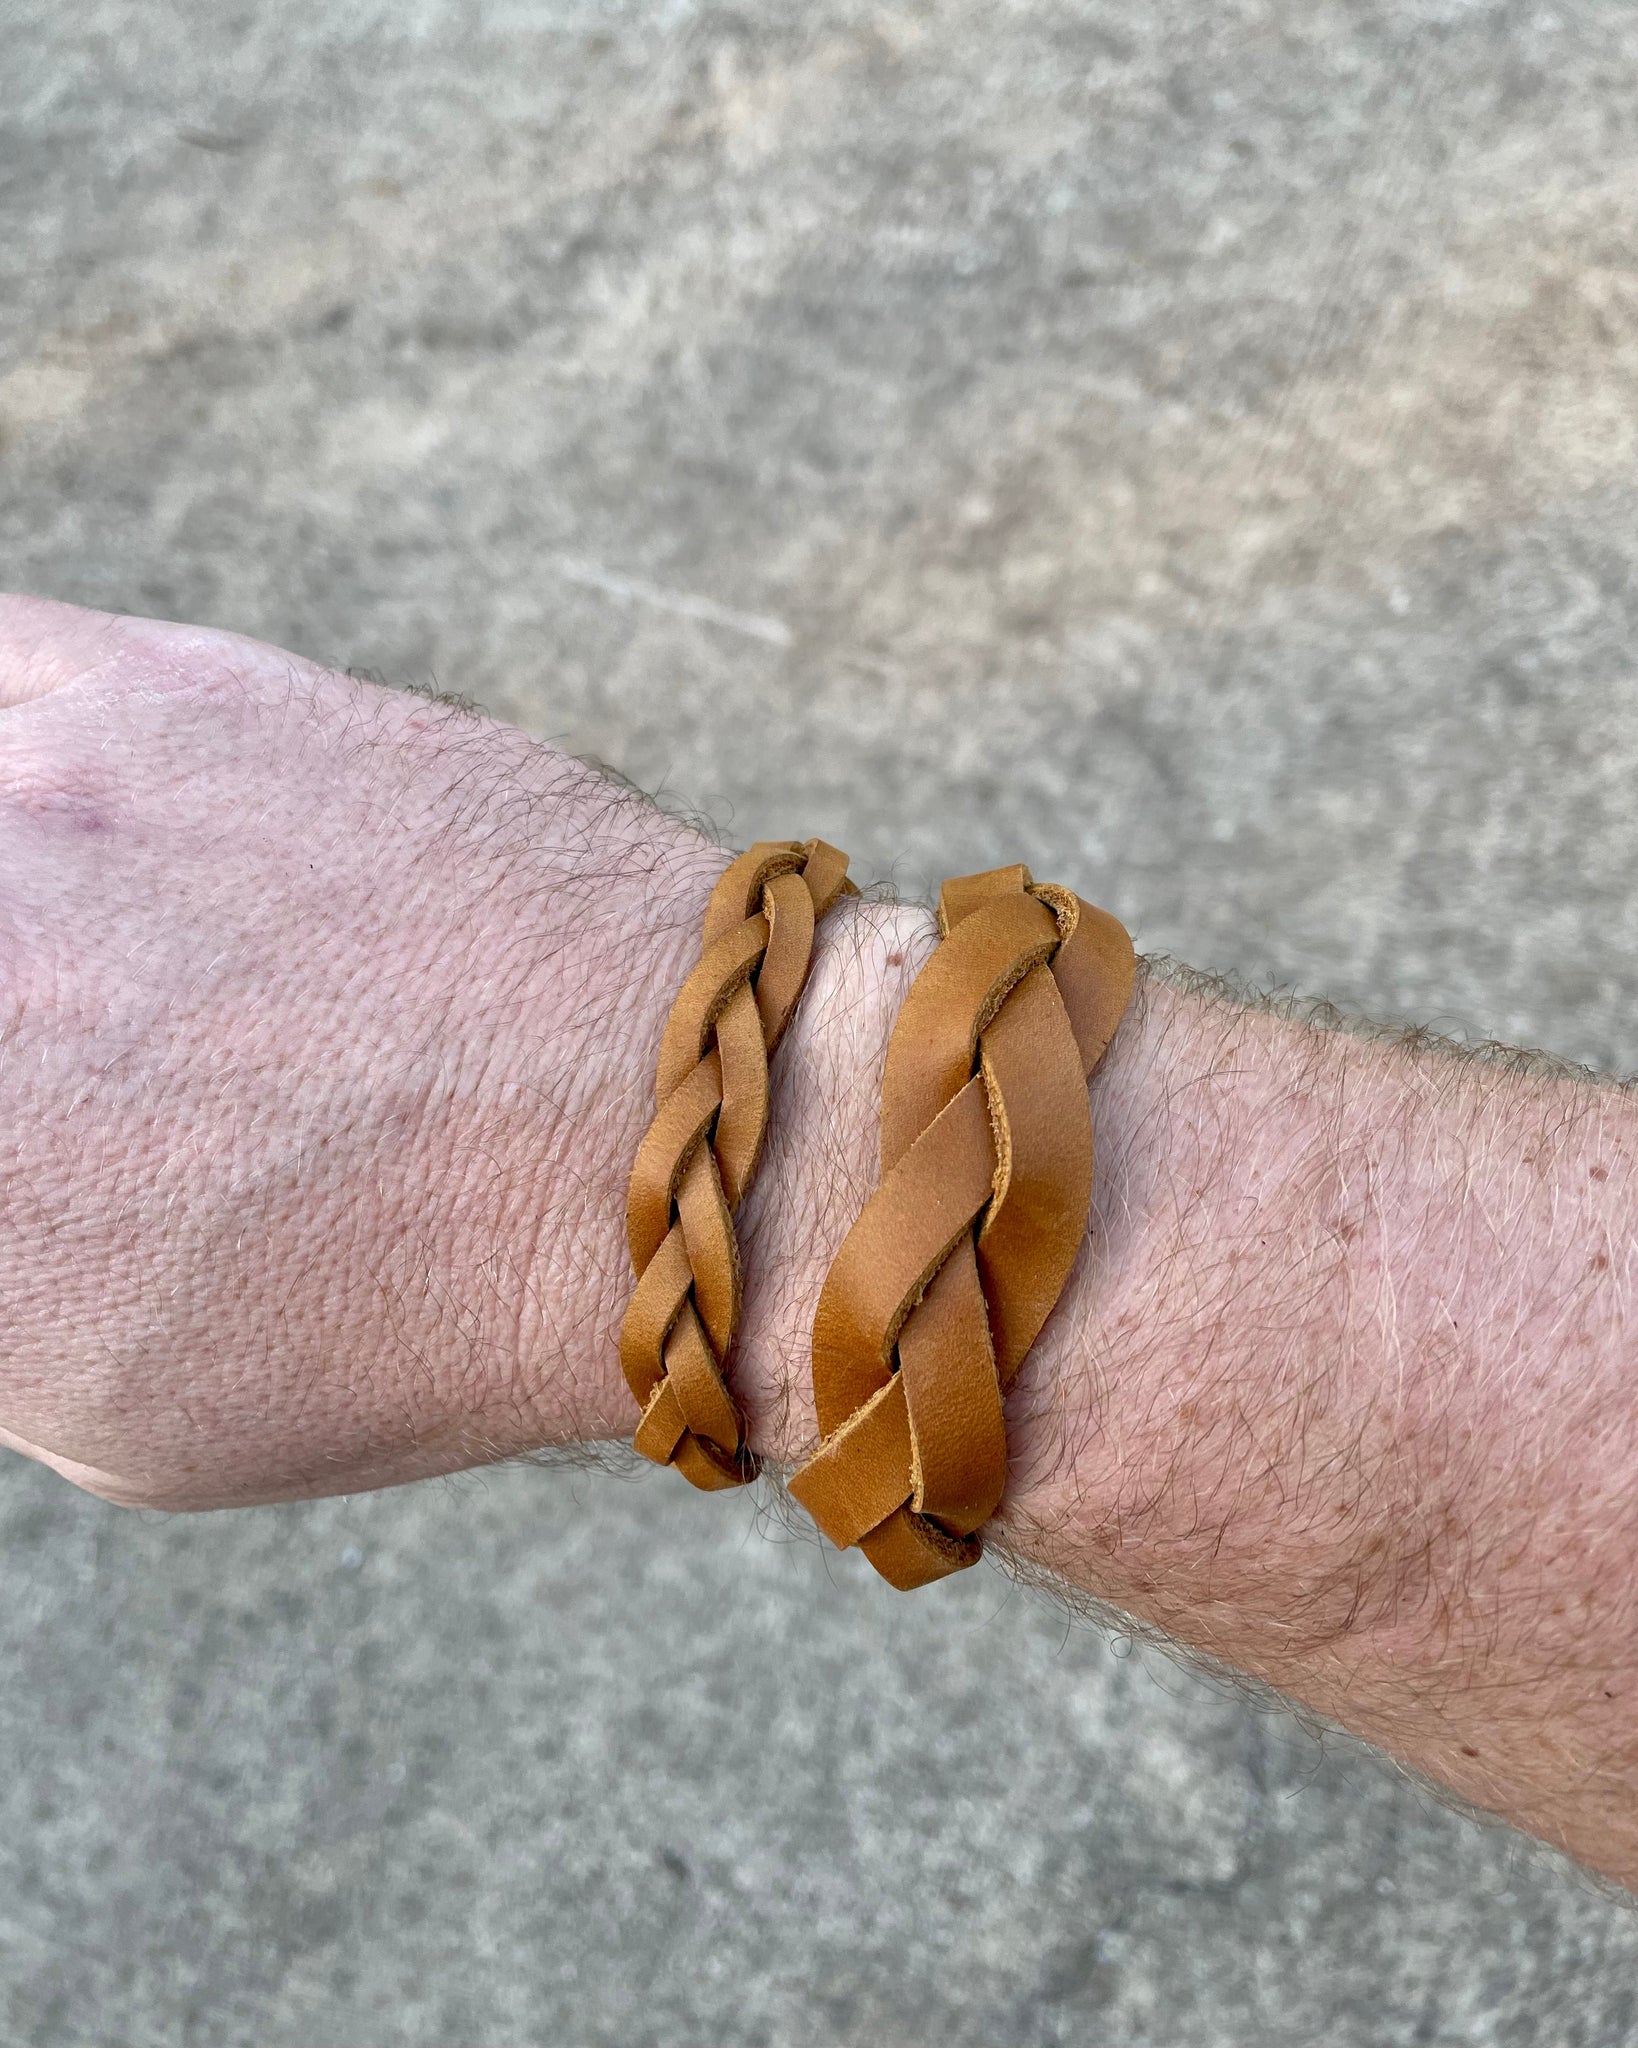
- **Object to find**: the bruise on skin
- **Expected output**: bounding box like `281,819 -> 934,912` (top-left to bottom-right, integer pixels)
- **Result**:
15,789 -> 114,833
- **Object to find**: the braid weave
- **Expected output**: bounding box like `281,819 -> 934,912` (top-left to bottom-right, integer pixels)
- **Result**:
788,865 -> 1134,1587
622,840 -> 854,1491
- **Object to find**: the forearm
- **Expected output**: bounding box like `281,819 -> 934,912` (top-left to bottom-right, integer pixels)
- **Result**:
9,600 -> 1637,1885
972,965 -> 1638,1883
528,847 -> 1638,1887
590,883 -> 1638,1881
276,824 -> 1638,1890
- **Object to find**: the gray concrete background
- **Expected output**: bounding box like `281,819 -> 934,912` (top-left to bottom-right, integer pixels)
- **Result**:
5,1 -> 1638,2041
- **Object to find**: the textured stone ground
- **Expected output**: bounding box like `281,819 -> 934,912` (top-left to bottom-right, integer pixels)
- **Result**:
5,3 -> 1638,2041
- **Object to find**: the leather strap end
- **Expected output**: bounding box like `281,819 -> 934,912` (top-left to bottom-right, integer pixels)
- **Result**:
787,1378 -> 914,1550
858,1506 -> 983,1590
633,1371 -> 759,1492
671,1433 -> 761,1493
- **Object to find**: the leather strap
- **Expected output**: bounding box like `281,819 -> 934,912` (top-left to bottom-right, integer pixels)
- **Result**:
788,866 -> 1134,1588
622,840 -> 855,1490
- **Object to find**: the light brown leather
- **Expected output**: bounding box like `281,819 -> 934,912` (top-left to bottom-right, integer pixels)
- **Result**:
622,841 -> 855,1490
788,866 -> 1134,1588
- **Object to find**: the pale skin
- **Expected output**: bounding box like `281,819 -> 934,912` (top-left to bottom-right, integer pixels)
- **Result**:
3,594 -> 1637,1885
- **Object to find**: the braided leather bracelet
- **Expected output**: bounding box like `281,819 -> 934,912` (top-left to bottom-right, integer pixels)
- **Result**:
621,840 -> 855,1491
788,865 -> 1134,1589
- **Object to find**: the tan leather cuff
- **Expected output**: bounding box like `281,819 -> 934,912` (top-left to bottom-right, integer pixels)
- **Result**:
620,840 -> 856,1491
788,865 -> 1135,1588
620,847 -> 1134,1587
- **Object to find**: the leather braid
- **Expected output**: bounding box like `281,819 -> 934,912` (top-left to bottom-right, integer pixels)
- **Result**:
788,866 -> 1134,1588
622,840 -> 855,1491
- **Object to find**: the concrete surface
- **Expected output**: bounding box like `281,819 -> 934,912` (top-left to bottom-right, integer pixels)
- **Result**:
5,1 -> 1638,2041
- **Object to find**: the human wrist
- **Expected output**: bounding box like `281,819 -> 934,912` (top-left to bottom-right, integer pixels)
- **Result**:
988,963 -> 1347,1640
496,813 -> 936,1476
729,892 -> 940,1470
989,964 -> 1510,1682
472,772 -> 736,1459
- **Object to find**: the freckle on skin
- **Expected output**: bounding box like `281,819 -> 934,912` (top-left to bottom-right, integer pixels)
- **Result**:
1591,1165 -> 1609,1181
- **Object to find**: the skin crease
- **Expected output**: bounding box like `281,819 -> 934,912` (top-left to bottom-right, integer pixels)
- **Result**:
4,596 -> 1638,1886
